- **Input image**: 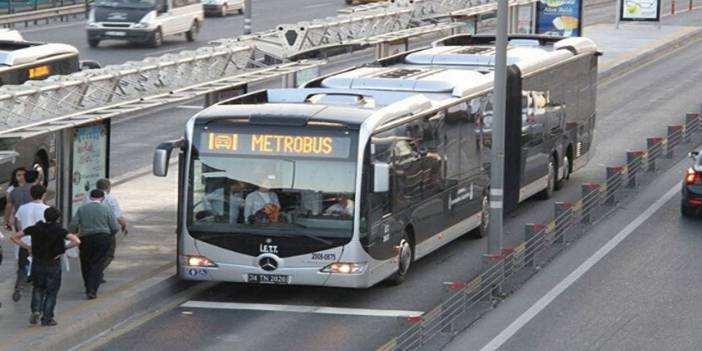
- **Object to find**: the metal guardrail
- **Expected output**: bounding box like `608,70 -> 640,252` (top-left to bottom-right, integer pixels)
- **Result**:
0,3 -> 86,27
377,110 -> 702,351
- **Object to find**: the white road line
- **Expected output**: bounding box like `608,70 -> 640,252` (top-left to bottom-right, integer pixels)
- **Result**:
304,2 -> 334,9
176,105 -> 203,110
479,184 -> 680,351
181,301 -> 423,318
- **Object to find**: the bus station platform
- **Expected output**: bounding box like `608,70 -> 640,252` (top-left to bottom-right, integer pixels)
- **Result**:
1,20 -> 702,351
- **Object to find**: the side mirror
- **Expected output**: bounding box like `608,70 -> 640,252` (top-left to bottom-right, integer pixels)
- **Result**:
80,60 -> 101,70
153,139 -> 183,177
690,151 -> 699,159
373,162 -> 390,193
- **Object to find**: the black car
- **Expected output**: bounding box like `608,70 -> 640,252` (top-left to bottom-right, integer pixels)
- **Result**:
682,151 -> 702,216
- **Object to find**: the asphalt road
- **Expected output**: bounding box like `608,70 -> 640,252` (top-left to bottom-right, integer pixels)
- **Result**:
495,172 -> 702,351
88,10 -> 702,351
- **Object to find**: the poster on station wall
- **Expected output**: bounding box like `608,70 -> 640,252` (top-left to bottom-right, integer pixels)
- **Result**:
535,0 -> 583,37
71,121 -> 109,215
620,0 -> 660,21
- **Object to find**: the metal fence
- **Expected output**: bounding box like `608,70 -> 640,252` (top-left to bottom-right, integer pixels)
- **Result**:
377,109 -> 702,351
0,0 -> 86,27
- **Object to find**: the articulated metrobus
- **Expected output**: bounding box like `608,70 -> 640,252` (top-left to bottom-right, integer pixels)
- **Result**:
153,35 -> 599,288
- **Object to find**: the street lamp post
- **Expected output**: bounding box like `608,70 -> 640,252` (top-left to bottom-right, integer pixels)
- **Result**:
488,0 -> 508,256
243,0 -> 252,35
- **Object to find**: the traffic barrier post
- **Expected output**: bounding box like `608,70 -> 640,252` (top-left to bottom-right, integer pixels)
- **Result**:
667,125 -> 683,158
554,202 -> 574,244
524,223 -> 546,268
581,183 -> 601,225
440,281 -> 465,335
626,151 -> 644,188
605,166 -> 624,206
481,254 -> 505,298
685,113 -> 700,141
646,137 -> 664,172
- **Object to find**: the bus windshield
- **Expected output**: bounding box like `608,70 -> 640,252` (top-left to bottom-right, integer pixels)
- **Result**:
188,126 -> 358,241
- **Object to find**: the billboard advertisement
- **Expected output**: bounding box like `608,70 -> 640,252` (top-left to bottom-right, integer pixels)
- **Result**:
71,121 -> 109,215
620,0 -> 660,21
535,0 -> 583,37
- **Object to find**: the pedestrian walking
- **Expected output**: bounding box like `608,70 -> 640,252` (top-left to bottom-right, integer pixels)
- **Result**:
94,179 -> 128,276
3,167 -> 27,230
68,189 -> 119,299
11,207 -> 80,326
12,182 -> 48,302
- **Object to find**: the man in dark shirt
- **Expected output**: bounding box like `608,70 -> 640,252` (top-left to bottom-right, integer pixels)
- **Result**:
11,207 -> 80,326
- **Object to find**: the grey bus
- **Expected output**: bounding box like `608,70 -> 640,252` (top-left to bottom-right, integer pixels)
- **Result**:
152,35 -> 598,287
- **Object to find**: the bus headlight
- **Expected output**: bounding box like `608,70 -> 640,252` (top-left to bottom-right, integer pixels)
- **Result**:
185,255 -> 218,267
320,262 -> 366,274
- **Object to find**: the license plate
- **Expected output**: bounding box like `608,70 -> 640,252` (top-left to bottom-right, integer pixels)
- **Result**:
105,31 -> 126,36
247,274 -> 289,284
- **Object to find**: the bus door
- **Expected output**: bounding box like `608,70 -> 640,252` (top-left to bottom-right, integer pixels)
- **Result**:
398,117 -> 447,242
521,92 -> 548,193
365,134 -> 404,261
444,104 -> 483,228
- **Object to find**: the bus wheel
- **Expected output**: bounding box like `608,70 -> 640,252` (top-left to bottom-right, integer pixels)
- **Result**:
186,21 -> 199,42
88,39 -> 100,48
555,154 -> 570,190
538,156 -> 556,199
471,195 -> 489,238
388,235 -> 413,285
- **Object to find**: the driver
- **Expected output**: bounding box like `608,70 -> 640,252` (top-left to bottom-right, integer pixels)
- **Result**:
324,194 -> 354,216
244,184 -> 280,224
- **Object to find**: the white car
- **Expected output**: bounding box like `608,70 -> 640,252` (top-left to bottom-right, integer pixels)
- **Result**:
202,0 -> 243,17
86,0 -> 205,48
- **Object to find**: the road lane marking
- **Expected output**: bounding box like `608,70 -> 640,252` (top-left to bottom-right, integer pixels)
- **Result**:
304,2 -> 335,9
176,105 -> 203,110
181,301 -> 423,318
479,184 -> 680,351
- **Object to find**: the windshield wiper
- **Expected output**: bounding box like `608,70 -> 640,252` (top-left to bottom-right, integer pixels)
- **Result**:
288,224 -> 333,245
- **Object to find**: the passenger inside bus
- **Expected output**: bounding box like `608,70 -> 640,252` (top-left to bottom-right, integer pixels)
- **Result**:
202,180 -> 245,224
324,194 -> 354,217
244,185 -> 280,224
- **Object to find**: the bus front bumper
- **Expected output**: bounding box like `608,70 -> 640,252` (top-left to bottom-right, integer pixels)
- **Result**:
181,263 -> 372,288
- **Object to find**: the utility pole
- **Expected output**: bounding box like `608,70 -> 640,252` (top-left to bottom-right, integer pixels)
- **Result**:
243,0 -> 252,35
488,0 -> 508,256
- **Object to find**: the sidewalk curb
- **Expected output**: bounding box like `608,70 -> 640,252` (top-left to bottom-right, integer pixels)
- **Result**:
598,26 -> 702,83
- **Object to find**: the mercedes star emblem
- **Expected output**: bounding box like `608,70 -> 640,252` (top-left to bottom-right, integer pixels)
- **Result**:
259,257 -> 278,271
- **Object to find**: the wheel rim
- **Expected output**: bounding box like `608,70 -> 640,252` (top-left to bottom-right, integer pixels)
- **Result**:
191,23 -> 198,36
548,161 -> 555,192
398,239 -> 411,275
222,4 -> 227,15
563,156 -> 570,180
